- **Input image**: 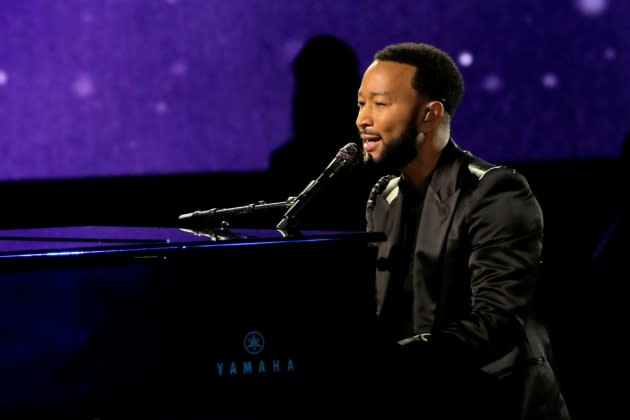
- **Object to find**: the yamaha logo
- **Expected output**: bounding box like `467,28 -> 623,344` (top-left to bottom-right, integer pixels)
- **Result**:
215,330 -> 295,376
243,330 -> 264,355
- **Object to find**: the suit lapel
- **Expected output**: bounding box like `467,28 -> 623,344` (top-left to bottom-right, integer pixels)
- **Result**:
416,141 -> 463,261
414,184 -> 460,276
412,142 -> 463,324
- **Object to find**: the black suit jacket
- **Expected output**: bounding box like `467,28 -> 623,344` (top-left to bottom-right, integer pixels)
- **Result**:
366,140 -> 570,419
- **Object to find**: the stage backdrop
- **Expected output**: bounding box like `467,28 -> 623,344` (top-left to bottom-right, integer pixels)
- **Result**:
1,0 -> 628,181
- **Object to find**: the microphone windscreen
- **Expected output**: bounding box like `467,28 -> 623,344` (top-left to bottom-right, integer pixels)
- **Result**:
336,142 -> 361,168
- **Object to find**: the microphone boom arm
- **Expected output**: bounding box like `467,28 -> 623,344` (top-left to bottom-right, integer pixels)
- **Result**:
178,200 -> 293,226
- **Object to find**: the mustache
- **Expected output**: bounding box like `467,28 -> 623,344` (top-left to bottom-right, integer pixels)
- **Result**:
359,129 -> 379,135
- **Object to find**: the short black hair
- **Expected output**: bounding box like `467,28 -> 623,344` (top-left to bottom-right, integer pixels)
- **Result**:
374,42 -> 464,116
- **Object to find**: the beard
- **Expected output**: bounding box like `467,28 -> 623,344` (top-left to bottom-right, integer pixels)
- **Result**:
364,118 -> 420,173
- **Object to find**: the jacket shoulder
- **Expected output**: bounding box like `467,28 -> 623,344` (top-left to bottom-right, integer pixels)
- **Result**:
464,151 -> 505,181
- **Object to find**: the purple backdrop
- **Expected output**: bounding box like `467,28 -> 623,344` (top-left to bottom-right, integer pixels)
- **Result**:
1,0 -> 628,180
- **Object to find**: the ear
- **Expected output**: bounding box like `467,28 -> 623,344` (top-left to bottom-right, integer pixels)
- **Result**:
423,100 -> 445,122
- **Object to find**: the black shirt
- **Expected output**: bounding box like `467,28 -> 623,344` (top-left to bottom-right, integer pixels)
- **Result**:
398,175 -> 430,339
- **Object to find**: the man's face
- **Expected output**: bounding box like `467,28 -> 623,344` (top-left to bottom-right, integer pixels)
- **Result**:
356,60 -> 424,169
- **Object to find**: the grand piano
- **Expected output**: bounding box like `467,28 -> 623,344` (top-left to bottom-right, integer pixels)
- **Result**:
0,225 -> 384,418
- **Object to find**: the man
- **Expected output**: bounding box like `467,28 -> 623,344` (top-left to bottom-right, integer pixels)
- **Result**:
358,42 -> 570,419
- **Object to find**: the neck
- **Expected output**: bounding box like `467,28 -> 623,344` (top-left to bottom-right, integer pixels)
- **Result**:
401,128 -> 449,191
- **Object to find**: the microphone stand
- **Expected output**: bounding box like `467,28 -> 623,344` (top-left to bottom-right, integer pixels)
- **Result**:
178,142 -> 361,238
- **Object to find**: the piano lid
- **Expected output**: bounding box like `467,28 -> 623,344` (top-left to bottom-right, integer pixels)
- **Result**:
0,225 -> 384,259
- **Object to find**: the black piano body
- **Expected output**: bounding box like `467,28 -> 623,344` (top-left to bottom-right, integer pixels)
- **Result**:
0,226 -> 384,418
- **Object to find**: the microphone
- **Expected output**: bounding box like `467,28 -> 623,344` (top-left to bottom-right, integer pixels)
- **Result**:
276,142 -> 361,230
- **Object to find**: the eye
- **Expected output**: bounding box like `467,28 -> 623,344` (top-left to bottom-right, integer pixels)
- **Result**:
374,102 -> 387,108
357,101 -> 365,108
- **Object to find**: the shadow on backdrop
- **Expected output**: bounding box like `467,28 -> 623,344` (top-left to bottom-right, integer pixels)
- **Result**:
268,34 -> 378,231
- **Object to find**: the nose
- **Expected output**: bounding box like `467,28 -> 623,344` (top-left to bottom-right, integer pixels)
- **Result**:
356,105 -> 372,130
